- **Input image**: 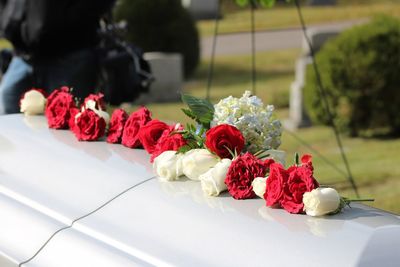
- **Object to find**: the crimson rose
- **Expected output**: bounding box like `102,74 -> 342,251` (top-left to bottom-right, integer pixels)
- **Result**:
45,86 -> 76,129
73,109 -> 106,141
280,165 -> 319,214
68,107 -> 80,132
301,154 -> 313,171
84,93 -> 106,110
264,162 -> 288,207
107,109 -> 129,144
139,119 -> 169,154
225,152 -> 269,199
121,107 -> 152,148
205,124 -> 245,159
150,124 -> 187,162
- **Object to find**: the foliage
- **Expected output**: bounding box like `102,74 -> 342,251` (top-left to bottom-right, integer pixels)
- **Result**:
114,0 -> 200,78
304,15 -> 400,137
181,94 -> 214,129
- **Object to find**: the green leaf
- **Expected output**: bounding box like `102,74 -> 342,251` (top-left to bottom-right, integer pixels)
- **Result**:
259,0 -> 275,8
294,152 -> 300,166
181,94 -> 214,128
181,108 -> 197,121
235,0 -> 249,7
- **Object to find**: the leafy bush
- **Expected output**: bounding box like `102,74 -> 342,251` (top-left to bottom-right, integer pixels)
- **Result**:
114,0 -> 200,78
304,15 -> 400,137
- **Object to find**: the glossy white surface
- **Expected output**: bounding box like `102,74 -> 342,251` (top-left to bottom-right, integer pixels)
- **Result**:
30,178 -> 400,267
0,191 -> 65,266
24,228 -> 153,267
2,114 -> 400,267
0,115 -> 155,225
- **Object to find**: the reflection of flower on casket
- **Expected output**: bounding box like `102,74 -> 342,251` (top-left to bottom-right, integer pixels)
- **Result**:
21,87 -> 373,218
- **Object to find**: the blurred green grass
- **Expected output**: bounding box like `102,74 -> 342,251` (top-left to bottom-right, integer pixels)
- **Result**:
124,48 -> 400,214
198,2 -> 400,36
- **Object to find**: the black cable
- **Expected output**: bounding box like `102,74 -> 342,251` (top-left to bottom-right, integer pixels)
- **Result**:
284,127 -> 348,179
206,0 -> 221,101
250,0 -> 257,95
294,0 -> 359,197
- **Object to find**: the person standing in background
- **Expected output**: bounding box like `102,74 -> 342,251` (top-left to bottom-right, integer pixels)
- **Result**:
0,0 -> 115,114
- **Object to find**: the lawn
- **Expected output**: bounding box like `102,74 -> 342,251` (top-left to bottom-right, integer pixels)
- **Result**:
126,48 -> 400,215
198,1 -> 400,36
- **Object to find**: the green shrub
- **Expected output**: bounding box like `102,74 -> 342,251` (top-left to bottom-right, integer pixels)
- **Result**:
304,15 -> 400,137
114,0 -> 200,78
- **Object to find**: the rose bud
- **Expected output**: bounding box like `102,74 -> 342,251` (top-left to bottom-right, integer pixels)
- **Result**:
181,149 -> 219,181
84,93 -> 106,111
45,86 -> 76,129
122,107 -> 152,148
107,109 -> 129,144
153,150 -> 183,181
150,124 -> 187,163
20,89 -> 47,115
303,188 -> 341,217
139,119 -> 169,154
85,99 -> 110,125
199,158 -> 231,196
205,124 -> 245,159
73,109 -> 106,141
252,177 -> 268,199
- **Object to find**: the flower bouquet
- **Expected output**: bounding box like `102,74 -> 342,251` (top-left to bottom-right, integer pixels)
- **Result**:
20,87 -> 372,217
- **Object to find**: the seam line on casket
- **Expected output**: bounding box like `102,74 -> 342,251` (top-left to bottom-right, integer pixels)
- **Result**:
19,176 -> 157,266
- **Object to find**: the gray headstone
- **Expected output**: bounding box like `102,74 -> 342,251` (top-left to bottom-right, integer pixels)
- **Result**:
285,57 -> 312,130
302,28 -> 340,56
134,52 -> 183,104
182,0 -> 220,21
287,29 -> 340,129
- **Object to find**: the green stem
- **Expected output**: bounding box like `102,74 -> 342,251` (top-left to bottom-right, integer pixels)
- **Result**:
347,198 -> 374,202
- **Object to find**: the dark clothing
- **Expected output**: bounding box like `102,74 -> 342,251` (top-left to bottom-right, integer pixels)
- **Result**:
0,0 -> 115,114
1,0 -> 115,58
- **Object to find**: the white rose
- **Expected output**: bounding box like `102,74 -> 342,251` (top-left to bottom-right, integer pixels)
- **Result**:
303,188 -> 341,217
153,151 -> 183,181
199,158 -> 231,196
181,149 -> 219,180
20,90 -> 47,115
85,99 -> 110,125
252,177 -> 267,199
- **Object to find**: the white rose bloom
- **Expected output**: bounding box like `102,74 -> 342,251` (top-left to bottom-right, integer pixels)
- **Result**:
181,149 -> 219,181
85,100 -> 110,125
153,151 -> 183,181
303,188 -> 341,217
252,177 -> 267,199
20,90 -> 47,115
199,158 -> 231,196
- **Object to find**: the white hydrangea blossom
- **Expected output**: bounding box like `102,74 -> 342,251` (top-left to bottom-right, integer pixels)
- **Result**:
211,91 -> 282,153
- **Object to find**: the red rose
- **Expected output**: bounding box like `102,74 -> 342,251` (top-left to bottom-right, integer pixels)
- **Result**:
205,124 -> 245,159
121,107 -> 152,148
45,86 -> 76,129
73,109 -> 106,141
150,124 -> 187,162
84,93 -> 106,110
68,107 -> 80,132
225,152 -> 269,200
301,154 -> 313,171
139,119 -> 169,153
280,165 -> 319,214
264,162 -> 288,207
107,109 -> 129,144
